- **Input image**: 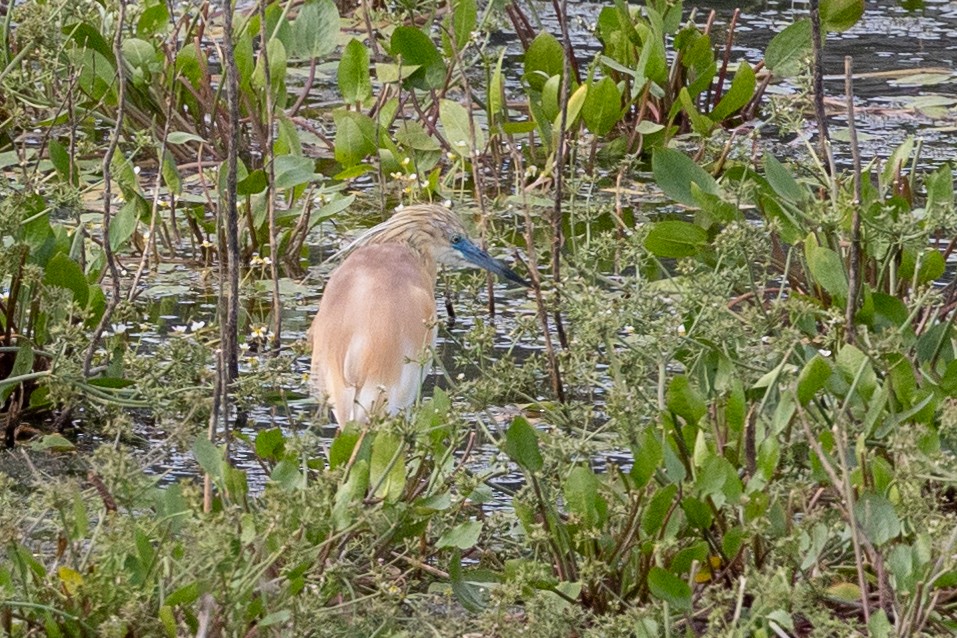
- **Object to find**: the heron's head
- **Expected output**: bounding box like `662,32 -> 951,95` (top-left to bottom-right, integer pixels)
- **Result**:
347,205 -> 528,286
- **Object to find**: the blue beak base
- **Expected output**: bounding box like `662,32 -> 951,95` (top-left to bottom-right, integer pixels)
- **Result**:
456,238 -> 529,287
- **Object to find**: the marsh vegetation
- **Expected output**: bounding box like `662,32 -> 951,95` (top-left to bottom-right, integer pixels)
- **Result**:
1,0 -> 957,635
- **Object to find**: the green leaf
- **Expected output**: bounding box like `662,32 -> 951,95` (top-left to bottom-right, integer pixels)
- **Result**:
0,345 -> 35,403
31,433 -> 76,453
270,460 -> 303,490
122,38 -> 158,74
797,354 -> 832,405
917,250 -> 945,285
582,76 -> 621,136
390,26 -> 446,89
165,581 -> 200,607
710,61 -> 755,121
641,484 -> 678,536
644,220 -> 708,258
254,428 -> 286,461
763,154 -> 808,203
192,436 -> 223,481
868,609 -> 893,638
332,110 -> 377,167
43,252 -> 89,307
338,39 -> 372,104
836,343 -> 877,400
503,416 -> 544,473
333,459 -> 369,530
137,3 -> 170,38
395,121 -> 441,151
805,234 -> 848,302
448,0 -> 477,51
854,492 -> 901,546
652,148 -> 720,208
237,169 -> 267,196
821,0 -> 864,32
273,155 -> 319,190
292,0 -> 339,59
161,149 -> 181,196
667,375 -> 706,424
563,466 -> 607,528
440,99 -> 484,157
630,427 -> 662,488
436,520 -> 483,549
109,198 -> 141,251
678,86 -> 714,135
764,19 -> 811,78
63,22 -> 115,66
647,567 -> 692,611
48,139 -> 76,185
524,32 -> 564,91
167,131 -> 206,145
925,164 -> 954,216
329,431 -> 362,469
369,432 -> 406,502
449,551 -> 490,612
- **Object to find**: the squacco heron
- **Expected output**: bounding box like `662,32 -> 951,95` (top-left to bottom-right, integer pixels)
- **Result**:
309,204 -> 525,426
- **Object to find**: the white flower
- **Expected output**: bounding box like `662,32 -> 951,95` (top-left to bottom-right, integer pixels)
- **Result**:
111,323 -> 128,335
401,157 -> 411,167
201,239 -> 213,249
172,325 -> 188,334
133,165 -> 141,175
394,204 -> 405,212
443,200 -> 452,208
190,320 -> 206,332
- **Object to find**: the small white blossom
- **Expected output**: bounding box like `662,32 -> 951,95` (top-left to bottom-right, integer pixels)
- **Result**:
190,320 -> 206,332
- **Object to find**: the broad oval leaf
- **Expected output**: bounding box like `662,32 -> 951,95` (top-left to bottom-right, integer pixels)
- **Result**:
440,99 -> 484,157
710,61 -> 755,122
582,76 -> 621,136
563,466 -> 608,528
524,32 -> 564,91
647,567 -> 692,611
797,354 -> 832,405
765,19 -> 811,78
652,148 -> 720,208
43,252 -> 89,307
391,26 -> 446,89
821,0 -> 864,32
332,110 -> 377,167
338,39 -> 372,104
503,416 -> 543,473
436,520 -> 483,549
292,0 -> 339,59
854,492 -> 901,546
644,220 -> 708,258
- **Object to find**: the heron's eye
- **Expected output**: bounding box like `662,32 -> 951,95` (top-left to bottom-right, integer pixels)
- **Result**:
450,234 -> 463,245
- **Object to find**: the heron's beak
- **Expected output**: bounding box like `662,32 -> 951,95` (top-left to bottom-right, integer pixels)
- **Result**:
456,238 -> 529,287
